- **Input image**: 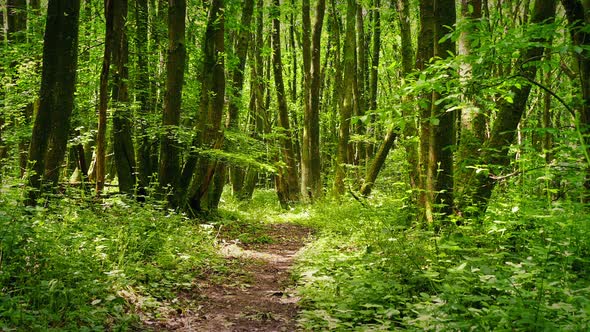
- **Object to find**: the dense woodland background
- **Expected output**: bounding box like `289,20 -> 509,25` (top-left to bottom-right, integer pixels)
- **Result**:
1,0 -> 590,330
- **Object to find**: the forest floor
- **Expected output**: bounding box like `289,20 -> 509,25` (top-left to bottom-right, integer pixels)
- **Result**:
148,222 -> 313,331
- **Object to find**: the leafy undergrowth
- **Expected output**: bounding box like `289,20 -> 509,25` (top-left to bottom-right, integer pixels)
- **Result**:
292,193 -> 590,331
0,189 -> 222,331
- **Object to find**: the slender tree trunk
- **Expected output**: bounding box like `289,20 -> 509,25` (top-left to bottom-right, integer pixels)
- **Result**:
96,0 -> 114,195
431,0 -> 457,216
239,0 -> 267,200
158,0 -> 186,202
561,0 -> 590,202
111,0 -> 137,194
4,0 -> 27,171
334,0 -> 357,196
272,0 -> 299,206
395,0 -> 419,192
416,0 -> 436,222
182,0 -> 225,213
456,0 -> 486,210
366,0 -> 381,160
468,0 -> 557,214
135,0 -> 153,196
26,0 -> 80,205
360,129 -> 397,196
301,0 -> 326,201
355,4 -> 366,166
209,0 -> 254,210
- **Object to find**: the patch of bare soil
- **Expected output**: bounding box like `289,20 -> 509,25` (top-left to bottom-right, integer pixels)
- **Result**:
148,223 -> 312,331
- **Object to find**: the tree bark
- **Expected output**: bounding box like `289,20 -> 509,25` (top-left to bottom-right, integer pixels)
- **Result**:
416,0 -> 436,221
96,0 -> 114,195
366,0 -> 381,160
135,0 -> 154,196
239,0 -> 268,201
181,0 -> 225,213
208,0 -> 255,210
469,0 -> 557,214
456,0 -> 486,210
272,0 -> 299,206
111,0 -> 137,195
431,0 -> 457,216
395,0 -> 419,192
301,0 -> 326,201
26,0 -> 81,205
158,0 -> 186,203
561,0 -> 590,202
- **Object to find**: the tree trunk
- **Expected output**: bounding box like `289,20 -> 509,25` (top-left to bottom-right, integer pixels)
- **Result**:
2,0 -> 28,171
456,0 -> 486,210
301,0 -> 326,202
26,0 -> 81,205
469,0 -> 557,214
561,0 -> 590,202
111,0 -> 137,195
395,0 -> 419,192
135,0 -> 154,196
366,0 -> 381,161
416,0 -> 436,222
431,0 -> 457,216
96,0 -> 114,195
360,129 -> 397,196
355,4 -> 367,166
158,0 -> 186,203
208,0 -> 255,210
272,0 -> 299,206
334,0 -> 357,196
182,0 -> 225,213
239,0 -> 267,201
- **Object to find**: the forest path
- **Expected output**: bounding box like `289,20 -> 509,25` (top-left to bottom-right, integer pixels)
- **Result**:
152,223 -> 312,331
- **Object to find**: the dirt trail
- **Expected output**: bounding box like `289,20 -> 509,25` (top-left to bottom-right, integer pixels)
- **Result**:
151,223 -> 312,331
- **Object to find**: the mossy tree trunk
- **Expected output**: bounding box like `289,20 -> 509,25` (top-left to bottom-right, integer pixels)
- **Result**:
158,0 -> 186,203
334,0 -> 357,196
561,0 -> 590,202
468,0 -> 557,215
301,0 -> 326,202
26,0 -> 81,205
208,0 -> 254,210
272,0 -> 300,207
135,0 -> 154,196
111,0 -> 137,195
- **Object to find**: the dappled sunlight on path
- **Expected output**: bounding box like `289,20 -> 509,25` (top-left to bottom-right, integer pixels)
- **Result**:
150,223 -> 312,331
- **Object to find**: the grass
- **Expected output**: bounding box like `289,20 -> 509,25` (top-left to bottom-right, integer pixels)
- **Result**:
2,174 -> 589,331
290,191 -> 590,331
0,190 -> 222,331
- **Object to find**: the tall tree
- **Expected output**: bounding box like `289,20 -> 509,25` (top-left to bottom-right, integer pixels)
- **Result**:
416,0 -> 436,221
456,0 -> 486,209
96,0 -> 114,194
468,0 -> 557,214
301,0 -> 326,201
272,0 -> 299,206
158,0 -> 186,202
179,0 -> 225,212
430,0 -> 457,217
111,0 -> 137,194
360,0 -> 413,197
135,0 -> 153,195
26,0 -> 81,205
561,0 -> 590,202
334,0 -> 357,196
208,0 -> 255,210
